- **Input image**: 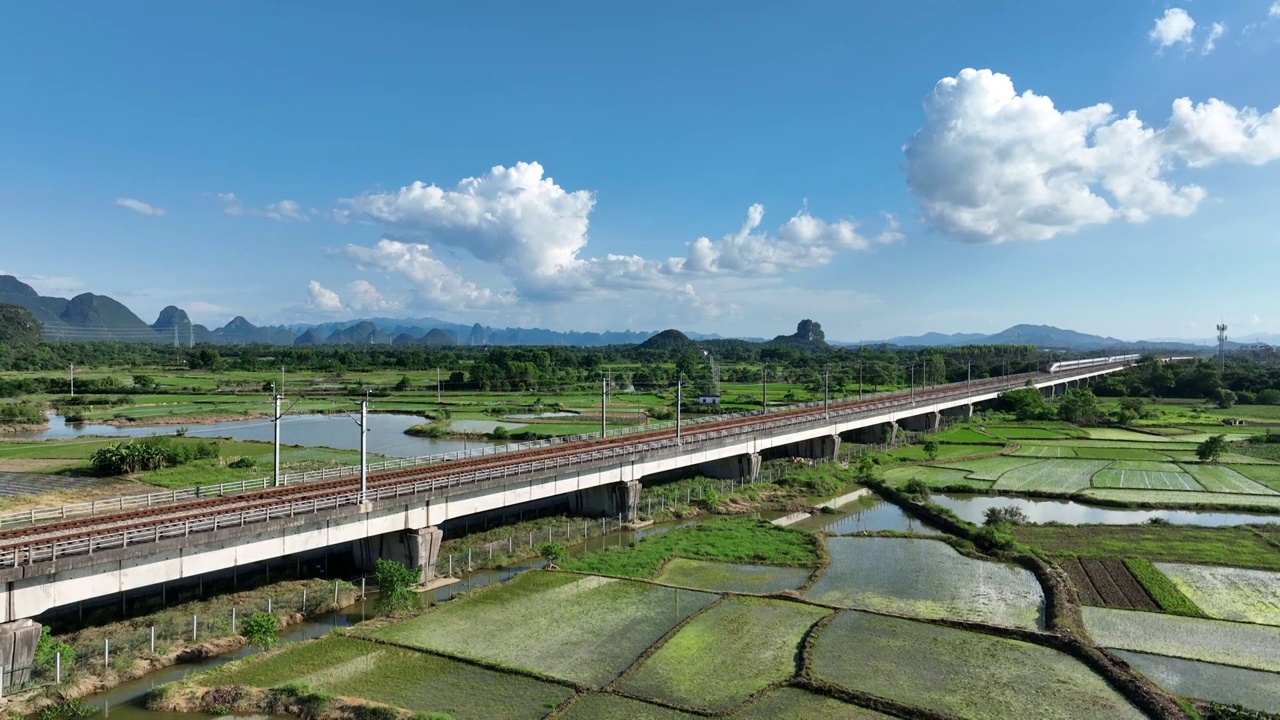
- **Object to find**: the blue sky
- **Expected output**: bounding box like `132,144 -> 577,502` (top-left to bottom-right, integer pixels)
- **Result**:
2,1 -> 1279,343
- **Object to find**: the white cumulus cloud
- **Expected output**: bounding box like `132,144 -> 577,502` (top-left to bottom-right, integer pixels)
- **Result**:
1150,8 -> 1196,48
306,281 -> 345,314
1272,1 -> 1280,18
116,198 -> 166,217
344,238 -> 513,310
1201,22 -> 1226,54
903,68 -> 1280,243
217,193 -> 309,222
345,279 -> 400,313
676,203 -> 867,274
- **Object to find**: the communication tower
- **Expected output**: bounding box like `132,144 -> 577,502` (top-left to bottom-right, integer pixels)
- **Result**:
1217,323 -> 1228,372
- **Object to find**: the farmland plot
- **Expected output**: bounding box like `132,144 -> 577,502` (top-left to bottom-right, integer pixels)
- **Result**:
652,558 -> 812,595
1093,461 -> 1202,491
811,611 -> 1146,720
1113,650 -> 1280,714
1155,563 -> 1280,626
1081,488 -> 1280,509
1180,464 -> 1277,495
882,465 -> 974,488
1012,444 -> 1077,458
1234,464 -> 1280,491
205,636 -> 572,720
1082,606 -> 1280,672
934,456 -> 1043,481
1086,428 -> 1178,442
1035,440 -> 1199,450
987,427 -> 1070,439
1058,558 -> 1158,611
1071,446 -> 1172,461
367,571 -> 717,687
930,427 -> 1003,445
994,459 -> 1110,493
806,537 -> 1044,629
620,596 -> 828,712
558,694 -> 698,719
735,688 -> 894,719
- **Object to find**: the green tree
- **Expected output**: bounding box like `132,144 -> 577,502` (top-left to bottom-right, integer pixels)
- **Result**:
1213,387 -> 1238,409
1196,434 -> 1229,463
374,558 -> 421,614
1056,388 -> 1103,425
999,387 -> 1048,421
241,612 -> 280,651
394,375 -> 413,391
922,439 -> 939,460
538,542 -> 566,568
33,627 -> 75,673
983,506 -> 1030,527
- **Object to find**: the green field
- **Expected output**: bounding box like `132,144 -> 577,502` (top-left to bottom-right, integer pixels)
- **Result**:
1092,463 -> 1201,491
930,427 -> 1003,445
203,636 -> 573,719
734,688 -> 894,719
1155,563 -> 1280,626
810,611 -> 1146,720
561,517 -> 819,579
619,596 -> 828,711
806,537 -> 1044,629
1182,464 -> 1278,495
1011,444 -> 1077,458
987,427 -> 1071,439
882,465 -> 979,489
1232,464 -> 1280,492
1081,488 -> 1280,509
651,559 -> 813,594
366,571 -> 717,687
994,458 -> 1109,493
1113,650 -> 1280,714
1013,525 -> 1280,571
1070,446 -> 1172,461
1083,606 -> 1280,673
558,693 -> 697,719
932,455 -> 1042,481
887,443 -> 998,461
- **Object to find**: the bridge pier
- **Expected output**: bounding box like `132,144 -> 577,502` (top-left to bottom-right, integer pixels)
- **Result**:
773,435 -> 841,461
698,453 -> 761,482
941,404 -> 973,421
354,525 -> 444,581
569,480 -> 643,522
0,619 -> 40,686
900,411 -> 941,433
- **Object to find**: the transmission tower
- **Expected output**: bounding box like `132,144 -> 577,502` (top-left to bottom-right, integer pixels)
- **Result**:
1217,323 -> 1228,373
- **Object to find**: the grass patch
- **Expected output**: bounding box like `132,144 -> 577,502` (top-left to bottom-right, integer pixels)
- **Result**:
651,559 -> 812,594
1153,563 -> 1280,626
205,636 -> 571,719
558,693 -> 698,719
1231,464 -> 1280,492
1083,606 -> 1280,673
887,443 -> 999,461
735,687 -> 894,719
366,571 -> 716,687
1080,488 -> 1280,509
930,427 -> 1003,445
620,596 -> 828,712
1014,525 -> 1280,571
811,610 -> 1146,720
805,537 -> 1044,629
1071,447 -> 1172,461
1012,444 -> 1078,458
881,465 -> 975,489
560,517 -> 819,579
1122,558 -> 1208,618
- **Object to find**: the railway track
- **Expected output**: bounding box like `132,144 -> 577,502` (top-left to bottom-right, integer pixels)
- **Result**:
0,365 -> 1127,563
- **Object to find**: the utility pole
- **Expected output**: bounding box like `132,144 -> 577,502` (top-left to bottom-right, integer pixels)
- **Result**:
761,366 -> 767,413
70,363 -> 75,397
858,361 -> 863,400
676,375 -> 682,444
910,362 -> 916,402
824,368 -> 830,419
359,392 -> 369,504
188,323 -> 194,348
601,373 -> 608,438
436,367 -> 441,403
967,358 -> 972,392
272,388 -> 282,487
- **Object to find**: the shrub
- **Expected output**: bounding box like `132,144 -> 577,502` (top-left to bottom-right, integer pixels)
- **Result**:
227,456 -> 257,469
538,542 -> 566,567
373,558 -> 420,614
36,697 -> 95,720
1196,435 -> 1229,463
33,627 -> 75,674
903,478 -> 930,501
352,705 -> 400,720
983,506 -> 1030,527
922,439 -> 939,460
241,612 -> 279,650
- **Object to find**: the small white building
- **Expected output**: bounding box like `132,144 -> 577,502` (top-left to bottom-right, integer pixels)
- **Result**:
697,395 -> 721,406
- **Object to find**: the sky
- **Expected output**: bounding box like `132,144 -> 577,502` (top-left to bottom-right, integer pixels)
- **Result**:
1,1 -> 1279,344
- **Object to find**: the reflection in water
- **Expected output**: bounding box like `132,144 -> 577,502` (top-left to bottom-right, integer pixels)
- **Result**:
13,413 -> 497,458
932,494 -> 1280,527
793,496 -> 940,535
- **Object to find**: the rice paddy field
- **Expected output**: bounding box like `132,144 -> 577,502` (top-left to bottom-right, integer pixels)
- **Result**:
994,458 -> 1110,492
203,636 -> 573,720
1082,606 -> 1280,673
1112,650 -> 1280,714
810,611 -> 1147,720
733,687 -> 895,719
805,537 -> 1044,629
619,596 -> 829,711
933,455 -> 1041,481
366,571 -> 717,687
650,558 -> 813,594
557,693 -> 697,719
1155,563 -> 1280,626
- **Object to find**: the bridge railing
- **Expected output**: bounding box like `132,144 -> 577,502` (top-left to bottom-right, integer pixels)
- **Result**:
0,361 -> 1132,533
0,362 -> 1138,568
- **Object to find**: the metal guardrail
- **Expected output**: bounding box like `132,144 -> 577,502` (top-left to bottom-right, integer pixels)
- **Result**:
0,362 -> 1134,568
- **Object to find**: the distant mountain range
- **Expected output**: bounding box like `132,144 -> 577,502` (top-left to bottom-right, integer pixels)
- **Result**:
0,275 -> 1244,352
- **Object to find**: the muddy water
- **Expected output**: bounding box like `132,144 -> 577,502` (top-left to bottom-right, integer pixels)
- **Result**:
791,495 -> 941,535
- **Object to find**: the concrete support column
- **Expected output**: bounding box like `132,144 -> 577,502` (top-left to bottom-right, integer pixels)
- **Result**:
0,619 -> 40,685
406,526 -> 443,581
698,452 -> 760,481
622,480 -> 642,522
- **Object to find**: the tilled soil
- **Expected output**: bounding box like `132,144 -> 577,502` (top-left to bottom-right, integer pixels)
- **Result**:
1061,557 -> 1159,612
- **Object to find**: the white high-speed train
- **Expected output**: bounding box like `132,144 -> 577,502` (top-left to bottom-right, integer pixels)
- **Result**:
1046,354 -> 1141,374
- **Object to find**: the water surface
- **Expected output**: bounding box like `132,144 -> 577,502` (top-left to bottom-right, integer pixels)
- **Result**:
932,493 -> 1280,527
